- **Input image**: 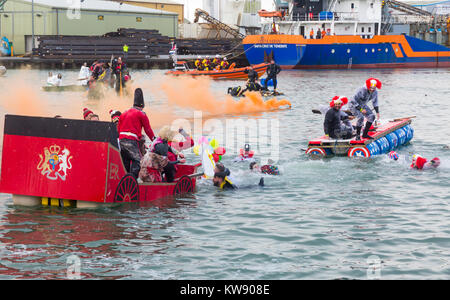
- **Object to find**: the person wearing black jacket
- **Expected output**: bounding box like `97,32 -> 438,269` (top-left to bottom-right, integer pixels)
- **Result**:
263,59 -> 282,92
243,65 -> 262,92
324,99 -> 353,139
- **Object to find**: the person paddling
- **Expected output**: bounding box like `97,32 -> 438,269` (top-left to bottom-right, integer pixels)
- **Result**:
118,88 -> 156,179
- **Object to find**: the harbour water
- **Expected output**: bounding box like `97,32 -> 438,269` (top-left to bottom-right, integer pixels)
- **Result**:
0,68 -> 449,279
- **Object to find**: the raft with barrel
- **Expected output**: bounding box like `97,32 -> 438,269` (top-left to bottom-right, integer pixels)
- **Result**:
306,117 -> 414,157
0,115 -> 201,208
166,62 -> 269,80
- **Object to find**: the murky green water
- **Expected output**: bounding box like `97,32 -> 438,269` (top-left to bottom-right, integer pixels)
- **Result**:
0,68 -> 449,279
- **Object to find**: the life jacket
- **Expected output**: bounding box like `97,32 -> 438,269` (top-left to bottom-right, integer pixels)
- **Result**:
220,177 -> 236,190
230,86 -> 242,96
221,61 -> 229,69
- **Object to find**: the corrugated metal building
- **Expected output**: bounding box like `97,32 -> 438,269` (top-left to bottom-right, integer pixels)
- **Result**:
0,0 -> 178,55
111,0 -> 184,24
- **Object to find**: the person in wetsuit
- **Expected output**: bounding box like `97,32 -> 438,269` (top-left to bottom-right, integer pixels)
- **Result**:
263,59 -> 281,93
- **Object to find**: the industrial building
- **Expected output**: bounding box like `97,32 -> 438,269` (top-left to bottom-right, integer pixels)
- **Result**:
0,0 -> 178,55
110,0 -> 184,24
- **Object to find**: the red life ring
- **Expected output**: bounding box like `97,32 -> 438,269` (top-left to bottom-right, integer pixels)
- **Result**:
348,147 -> 371,157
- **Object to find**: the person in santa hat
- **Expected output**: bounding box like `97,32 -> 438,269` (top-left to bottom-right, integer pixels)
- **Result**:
349,78 -> 382,141
411,155 -> 441,170
323,97 -> 354,139
83,108 -> 95,120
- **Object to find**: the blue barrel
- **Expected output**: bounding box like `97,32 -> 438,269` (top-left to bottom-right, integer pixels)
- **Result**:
366,142 -> 380,156
385,132 -> 399,151
395,128 -> 407,145
260,78 -> 273,87
403,125 -> 414,143
375,137 -> 390,154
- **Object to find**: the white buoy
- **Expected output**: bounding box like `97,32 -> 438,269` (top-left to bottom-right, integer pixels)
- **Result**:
0,66 -> 6,76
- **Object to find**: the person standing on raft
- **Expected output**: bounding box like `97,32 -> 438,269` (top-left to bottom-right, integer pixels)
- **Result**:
349,78 -> 382,141
263,59 -> 281,93
324,97 -> 354,139
118,88 -> 156,179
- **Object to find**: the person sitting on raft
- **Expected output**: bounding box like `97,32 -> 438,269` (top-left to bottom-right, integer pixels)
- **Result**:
349,78 -> 382,141
213,163 -> 237,190
118,88 -> 156,179
150,126 -> 186,183
249,161 -> 280,175
47,72 -> 62,86
410,155 -> 441,170
234,144 -> 256,162
324,98 -> 354,139
83,108 -> 95,120
244,65 -> 262,92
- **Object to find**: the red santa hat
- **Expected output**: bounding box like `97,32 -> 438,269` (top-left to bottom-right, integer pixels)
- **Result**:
366,78 -> 382,90
109,110 -> 121,123
83,108 -> 94,120
411,155 -> 427,169
330,96 -> 348,108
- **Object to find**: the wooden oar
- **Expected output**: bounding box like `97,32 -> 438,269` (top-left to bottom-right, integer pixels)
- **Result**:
188,172 -> 204,178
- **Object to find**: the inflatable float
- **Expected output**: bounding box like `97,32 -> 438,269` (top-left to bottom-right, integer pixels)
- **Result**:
166,62 -> 269,80
306,117 -> 414,157
0,65 -> 6,76
0,115 -> 202,208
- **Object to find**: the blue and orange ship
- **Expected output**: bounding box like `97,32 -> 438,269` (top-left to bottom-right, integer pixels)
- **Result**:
243,34 -> 450,69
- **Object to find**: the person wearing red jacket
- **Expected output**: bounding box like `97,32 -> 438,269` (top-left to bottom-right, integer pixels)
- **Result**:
118,88 -> 155,178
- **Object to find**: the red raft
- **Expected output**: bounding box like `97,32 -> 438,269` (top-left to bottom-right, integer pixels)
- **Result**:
0,115 -> 202,208
165,62 -> 269,80
306,117 -> 414,157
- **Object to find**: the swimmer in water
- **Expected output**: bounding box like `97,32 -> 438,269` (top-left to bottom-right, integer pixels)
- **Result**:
410,154 -> 441,170
249,161 -> 280,175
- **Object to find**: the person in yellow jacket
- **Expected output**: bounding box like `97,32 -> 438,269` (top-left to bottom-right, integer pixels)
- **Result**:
212,55 -> 222,69
220,57 -> 230,70
202,56 -> 211,71
194,56 -> 203,70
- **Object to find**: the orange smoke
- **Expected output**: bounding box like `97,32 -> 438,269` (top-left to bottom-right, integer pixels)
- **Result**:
156,75 -> 291,116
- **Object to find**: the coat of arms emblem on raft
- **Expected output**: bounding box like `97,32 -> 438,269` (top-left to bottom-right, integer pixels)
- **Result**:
37,145 -> 73,181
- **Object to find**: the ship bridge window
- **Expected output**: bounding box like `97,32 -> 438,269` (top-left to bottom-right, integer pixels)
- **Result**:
368,27 -> 371,33
370,3 -> 374,8
351,3 -> 355,9
362,27 -> 365,33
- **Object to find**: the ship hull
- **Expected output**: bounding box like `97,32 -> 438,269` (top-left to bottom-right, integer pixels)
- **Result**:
243,34 -> 450,69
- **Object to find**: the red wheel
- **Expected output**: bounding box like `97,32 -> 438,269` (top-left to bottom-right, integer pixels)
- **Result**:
348,147 -> 371,158
114,174 -> 139,203
173,175 -> 194,196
